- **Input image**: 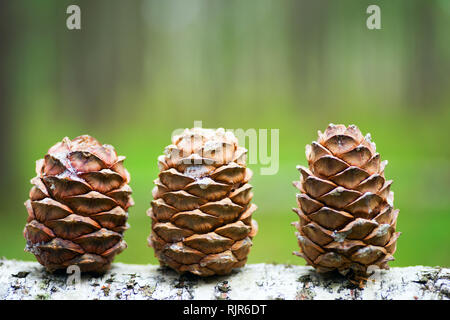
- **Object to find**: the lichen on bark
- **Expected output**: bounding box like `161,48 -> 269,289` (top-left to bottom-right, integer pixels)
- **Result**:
0,259 -> 448,300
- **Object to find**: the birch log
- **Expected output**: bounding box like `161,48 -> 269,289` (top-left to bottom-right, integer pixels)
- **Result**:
0,259 -> 448,300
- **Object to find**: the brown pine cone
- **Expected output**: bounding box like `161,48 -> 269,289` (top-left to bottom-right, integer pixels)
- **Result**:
148,128 -> 258,276
23,135 -> 133,273
293,124 -> 400,277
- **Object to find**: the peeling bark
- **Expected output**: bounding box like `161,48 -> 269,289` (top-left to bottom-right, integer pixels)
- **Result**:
0,259 -> 448,300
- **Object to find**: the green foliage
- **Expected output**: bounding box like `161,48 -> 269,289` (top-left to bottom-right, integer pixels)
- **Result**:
0,0 -> 449,267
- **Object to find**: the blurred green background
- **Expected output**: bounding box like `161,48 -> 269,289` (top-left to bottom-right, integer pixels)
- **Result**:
0,0 -> 449,267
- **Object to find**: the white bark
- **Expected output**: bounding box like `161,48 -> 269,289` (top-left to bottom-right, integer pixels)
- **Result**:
0,259 -> 448,300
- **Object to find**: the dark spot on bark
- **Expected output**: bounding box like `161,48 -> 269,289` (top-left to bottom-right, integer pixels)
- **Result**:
101,285 -> 111,296
217,281 -> 230,293
298,275 -> 312,283
12,271 -> 30,278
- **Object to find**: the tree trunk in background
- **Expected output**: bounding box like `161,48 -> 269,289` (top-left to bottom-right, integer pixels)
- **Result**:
407,1 -> 440,108
0,1 -> 13,194
55,0 -> 146,125
288,0 -> 330,110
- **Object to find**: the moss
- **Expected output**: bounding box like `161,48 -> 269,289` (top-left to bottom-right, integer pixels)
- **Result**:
39,279 -> 50,290
35,293 -> 50,300
101,285 -> 111,296
139,284 -> 156,298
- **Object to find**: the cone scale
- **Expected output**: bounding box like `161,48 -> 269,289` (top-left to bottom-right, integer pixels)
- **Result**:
148,128 -> 258,276
23,135 -> 133,273
293,124 -> 400,277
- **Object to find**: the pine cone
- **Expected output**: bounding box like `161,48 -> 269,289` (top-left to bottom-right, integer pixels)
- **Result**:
148,128 -> 258,276
23,135 -> 133,273
293,124 -> 400,276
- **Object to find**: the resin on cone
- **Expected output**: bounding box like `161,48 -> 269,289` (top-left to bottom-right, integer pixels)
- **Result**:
293,124 -> 400,276
148,128 -> 258,276
24,135 -> 133,273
